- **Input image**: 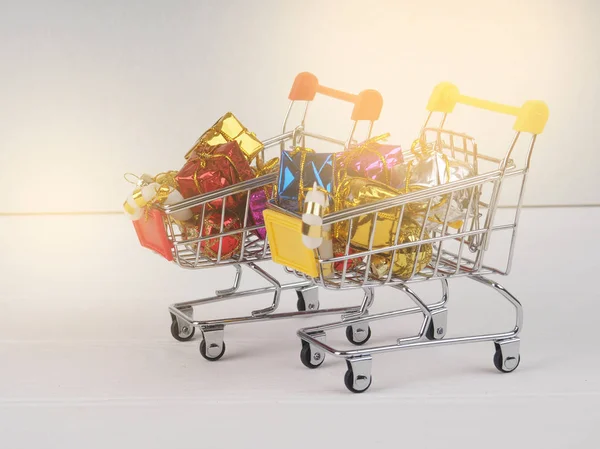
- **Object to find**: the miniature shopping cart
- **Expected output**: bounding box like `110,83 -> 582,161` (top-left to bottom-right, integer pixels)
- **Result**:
155,72 -> 384,360
264,82 -> 549,392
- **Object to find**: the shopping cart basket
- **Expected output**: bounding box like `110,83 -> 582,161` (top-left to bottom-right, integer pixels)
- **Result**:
264,82 -> 549,391
157,72 -> 384,360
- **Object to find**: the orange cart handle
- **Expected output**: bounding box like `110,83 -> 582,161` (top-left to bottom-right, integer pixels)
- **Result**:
288,72 -> 383,122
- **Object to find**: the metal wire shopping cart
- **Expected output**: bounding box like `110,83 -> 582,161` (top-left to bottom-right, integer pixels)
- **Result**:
264,82 -> 549,391
158,72 -> 384,360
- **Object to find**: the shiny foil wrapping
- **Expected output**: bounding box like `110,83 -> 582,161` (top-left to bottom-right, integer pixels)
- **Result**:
336,137 -> 403,185
334,177 -> 432,279
185,211 -> 243,260
277,147 -> 334,212
391,151 -> 475,231
176,141 -> 255,213
334,177 -> 403,249
332,239 -> 363,274
186,112 -> 264,162
369,219 -> 433,279
249,189 -> 268,240
249,157 -> 280,240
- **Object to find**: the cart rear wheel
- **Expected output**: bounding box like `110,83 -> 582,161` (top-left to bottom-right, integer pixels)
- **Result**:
200,339 -> 226,361
345,325 -> 372,345
344,366 -> 372,393
170,314 -> 195,342
300,341 -> 325,369
493,344 -> 520,373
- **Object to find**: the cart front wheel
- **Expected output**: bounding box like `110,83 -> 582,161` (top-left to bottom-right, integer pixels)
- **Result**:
344,367 -> 372,393
493,344 -> 520,373
200,339 -> 226,361
170,314 -> 195,342
300,341 -> 325,369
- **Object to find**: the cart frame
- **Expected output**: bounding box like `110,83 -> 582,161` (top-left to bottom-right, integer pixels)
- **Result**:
265,82 -> 548,391
158,73 -> 384,360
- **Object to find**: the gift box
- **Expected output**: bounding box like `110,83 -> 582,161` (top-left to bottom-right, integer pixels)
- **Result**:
248,157 -> 279,240
391,138 -> 475,231
277,147 -> 335,212
336,134 -> 403,185
186,112 -> 264,163
334,177 -> 403,250
183,211 -> 243,260
368,219 -> 433,280
176,141 -> 255,213
334,177 -> 432,279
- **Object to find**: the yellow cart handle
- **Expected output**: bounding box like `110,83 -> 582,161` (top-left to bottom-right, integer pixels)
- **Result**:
426,82 -> 549,135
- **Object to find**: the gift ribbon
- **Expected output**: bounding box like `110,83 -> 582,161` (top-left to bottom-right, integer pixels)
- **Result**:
254,157 -> 280,198
336,133 -> 392,186
123,171 -> 181,221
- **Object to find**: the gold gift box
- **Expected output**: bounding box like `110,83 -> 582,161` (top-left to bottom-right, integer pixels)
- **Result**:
186,112 -> 264,162
334,177 -> 432,279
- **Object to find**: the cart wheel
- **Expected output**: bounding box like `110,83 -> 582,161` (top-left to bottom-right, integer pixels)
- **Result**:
344,366 -> 372,394
300,341 -> 325,369
493,344 -> 520,373
200,339 -> 226,361
345,325 -> 372,346
170,314 -> 195,342
296,288 -> 319,312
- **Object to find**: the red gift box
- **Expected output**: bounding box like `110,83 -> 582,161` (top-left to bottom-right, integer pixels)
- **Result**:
176,141 -> 255,213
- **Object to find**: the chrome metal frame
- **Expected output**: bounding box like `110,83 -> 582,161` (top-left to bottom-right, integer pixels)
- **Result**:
158,98 -> 378,359
267,109 -> 538,391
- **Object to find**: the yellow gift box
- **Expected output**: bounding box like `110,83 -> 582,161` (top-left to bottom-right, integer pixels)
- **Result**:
186,112 -> 264,162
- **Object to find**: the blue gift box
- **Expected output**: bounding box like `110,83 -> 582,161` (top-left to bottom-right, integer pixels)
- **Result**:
277,148 -> 335,212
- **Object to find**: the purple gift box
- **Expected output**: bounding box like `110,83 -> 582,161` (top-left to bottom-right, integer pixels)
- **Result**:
249,189 -> 269,240
337,142 -> 403,184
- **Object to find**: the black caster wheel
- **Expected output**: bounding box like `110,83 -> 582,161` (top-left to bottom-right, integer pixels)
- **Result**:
344,366 -> 372,394
425,320 -> 436,341
296,293 -> 307,311
199,339 -> 226,361
345,325 -> 372,346
170,314 -> 195,342
300,341 -> 325,369
296,289 -> 319,312
493,344 -> 520,373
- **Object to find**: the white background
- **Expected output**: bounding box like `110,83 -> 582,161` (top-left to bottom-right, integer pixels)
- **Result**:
1,1 -> 599,447
0,0 -> 599,213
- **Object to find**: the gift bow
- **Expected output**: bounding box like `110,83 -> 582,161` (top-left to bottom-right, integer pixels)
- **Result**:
123,171 -> 179,219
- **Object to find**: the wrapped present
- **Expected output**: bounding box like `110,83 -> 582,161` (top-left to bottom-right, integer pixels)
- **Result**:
184,210 -> 243,260
334,177 -> 432,279
369,219 -> 433,280
391,137 -> 475,230
186,112 -> 264,163
332,239 -> 363,274
277,147 -> 335,212
336,133 -> 403,185
176,141 -> 255,213
249,157 -> 280,240
334,177 -> 403,249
